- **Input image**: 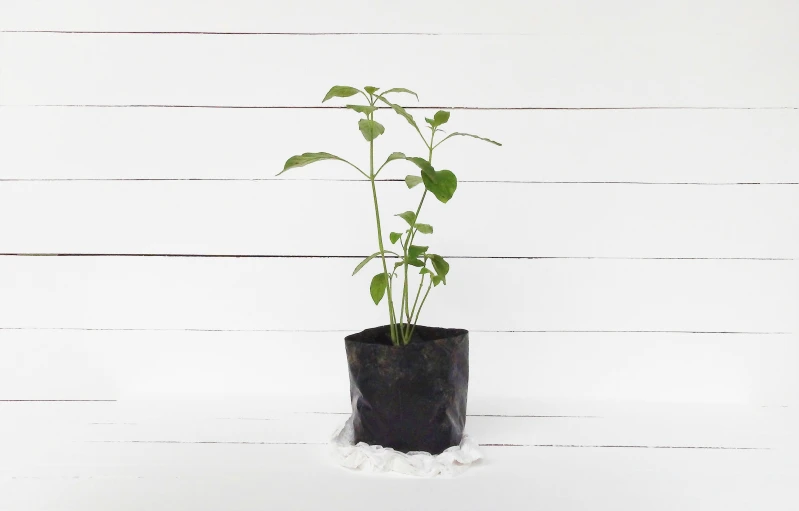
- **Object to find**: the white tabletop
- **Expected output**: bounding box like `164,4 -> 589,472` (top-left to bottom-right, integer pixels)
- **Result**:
2,398 -> 795,510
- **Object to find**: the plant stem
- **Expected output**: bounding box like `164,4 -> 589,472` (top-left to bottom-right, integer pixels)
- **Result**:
406,132 -> 435,249
401,235 -> 410,325
408,271 -> 425,332
401,131 -> 436,344
368,111 -> 398,344
409,280 -> 433,341
371,179 -> 398,343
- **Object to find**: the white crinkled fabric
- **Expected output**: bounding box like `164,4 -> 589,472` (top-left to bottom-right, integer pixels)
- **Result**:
329,414 -> 483,477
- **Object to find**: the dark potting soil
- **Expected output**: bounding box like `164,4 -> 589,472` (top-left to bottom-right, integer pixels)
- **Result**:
344,324 -> 469,455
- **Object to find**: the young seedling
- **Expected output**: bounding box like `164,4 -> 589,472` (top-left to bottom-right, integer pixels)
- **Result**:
278,85 -> 500,346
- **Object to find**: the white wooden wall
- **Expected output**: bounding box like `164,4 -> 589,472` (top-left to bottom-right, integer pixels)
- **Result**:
1,0 -> 798,408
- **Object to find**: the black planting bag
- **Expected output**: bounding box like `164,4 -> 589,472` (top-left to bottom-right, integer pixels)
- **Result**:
344,324 -> 469,455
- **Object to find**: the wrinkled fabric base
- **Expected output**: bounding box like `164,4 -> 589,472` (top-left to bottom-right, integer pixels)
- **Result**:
329,414 -> 483,477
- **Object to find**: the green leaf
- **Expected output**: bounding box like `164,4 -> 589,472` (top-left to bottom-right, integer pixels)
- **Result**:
405,175 -> 423,188
381,88 -> 419,101
375,152 -> 408,178
405,156 -> 434,175
405,257 -> 425,268
422,168 -> 458,203
415,223 -> 433,234
364,86 -> 380,95
278,152 -> 344,176
358,119 -> 385,142
428,254 -> 450,284
370,273 -> 388,305
352,252 -> 381,276
408,245 -> 428,259
433,110 -> 450,126
322,85 -> 362,103
424,111 -> 451,128
419,268 -> 432,275
389,232 -> 403,244
396,211 -> 416,227
346,104 -> 378,115
438,132 -> 502,146
353,251 -> 400,275
431,275 -> 443,287
406,156 -> 431,169
376,96 -> 420,132
385,152 -> 406,163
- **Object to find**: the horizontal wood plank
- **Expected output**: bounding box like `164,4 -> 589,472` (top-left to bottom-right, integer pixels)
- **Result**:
0,181 -> 796,258
0,257 -> 795,332
2,32 -> 797,107
1,399 -> 795,509
1,107 -> 797,183
2,446 -> 795,510
3,446 -> 794,510
1,0 -> 796,36
1,401 -> 792,449
1,330 -> 796,404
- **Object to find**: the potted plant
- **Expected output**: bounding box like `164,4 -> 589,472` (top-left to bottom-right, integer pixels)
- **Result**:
278,85 -> 501,454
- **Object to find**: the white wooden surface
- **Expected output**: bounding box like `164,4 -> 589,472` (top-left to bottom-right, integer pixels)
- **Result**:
1,400 -> 797,510
1,257 -> 796,332
1,181 -> 798,258
3,330 -> 798,403
2,0 -> 796,35
1,0 -> 798,507
2,108 -> 797,182
3,31 -> 797,108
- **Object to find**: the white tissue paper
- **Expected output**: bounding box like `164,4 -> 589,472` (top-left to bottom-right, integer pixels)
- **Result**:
329,414 -> 483,477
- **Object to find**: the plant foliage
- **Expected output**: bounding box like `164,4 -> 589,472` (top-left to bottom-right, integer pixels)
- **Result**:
279,85 -> 501,345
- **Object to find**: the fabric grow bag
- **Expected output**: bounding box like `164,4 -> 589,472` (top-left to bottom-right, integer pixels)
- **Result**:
344,324 -> 469,455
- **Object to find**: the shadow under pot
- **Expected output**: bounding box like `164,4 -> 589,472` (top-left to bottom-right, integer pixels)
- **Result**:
344,324 -> 469,455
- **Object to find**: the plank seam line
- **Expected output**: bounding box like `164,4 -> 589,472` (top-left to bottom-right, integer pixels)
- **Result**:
0,253 -> 792,261
299,411 -> 602,418
0,327 -> 791,335
85,440 -> 769,450
0,399 -> 116,402
4,104 -> 797,111
1,178 -> 797,185
3,30 -> 539,36
215,417 -> 274,421
481,444 -> 769,450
